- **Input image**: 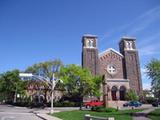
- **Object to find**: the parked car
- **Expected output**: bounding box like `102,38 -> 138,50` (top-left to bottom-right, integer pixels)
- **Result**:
152,101 -> 160,107
123,101 -> 142,107
83,100 -> 104,108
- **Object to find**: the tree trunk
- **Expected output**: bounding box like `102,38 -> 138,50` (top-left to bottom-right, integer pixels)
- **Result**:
79,96 -> 83,110
14,91 -> 17,103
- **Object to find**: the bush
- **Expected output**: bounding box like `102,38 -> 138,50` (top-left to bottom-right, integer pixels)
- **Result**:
91,106 -> 117,112
91,106 -> 97,111
47,101 -> 81,107
105,107 -> 117,112
11,102 -> 32,107
125,89 -> 139,101
96,106 -> 106,112
145,97 -> 155,104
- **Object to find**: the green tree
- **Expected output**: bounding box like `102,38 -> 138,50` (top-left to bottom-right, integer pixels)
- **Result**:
60,64 -> 102,108
125,89 -> 139,101
25,59 -> 63,102
146,58 -> 160,100
25,59 -> 63,82
0,70 -> 25,103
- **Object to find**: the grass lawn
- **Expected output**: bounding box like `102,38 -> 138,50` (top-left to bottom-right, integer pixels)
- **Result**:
51,109 -> 143,120
148,108 -> 160,120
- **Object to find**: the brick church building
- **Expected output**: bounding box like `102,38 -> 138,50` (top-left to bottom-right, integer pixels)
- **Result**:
82,34 -> 143,105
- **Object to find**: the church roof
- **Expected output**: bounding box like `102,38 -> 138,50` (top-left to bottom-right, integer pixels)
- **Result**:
99,48 -> 123,57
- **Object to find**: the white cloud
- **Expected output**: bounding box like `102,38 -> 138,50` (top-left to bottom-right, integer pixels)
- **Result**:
141,67 -> 147,80
143,83 -> 151,90
138,32 -> 160,46
139,44 -> 159,56
128,7 -> 160,35
141,67 -> 147,74
99,6 -> 160,54
141,67 -> 151,90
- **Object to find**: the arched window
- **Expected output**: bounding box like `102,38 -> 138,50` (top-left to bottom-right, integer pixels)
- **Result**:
111,86 -> 118,100
119,86 -> 126,100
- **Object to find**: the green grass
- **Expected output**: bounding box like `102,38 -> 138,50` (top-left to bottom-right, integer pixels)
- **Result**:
51,109 -> 143,120
148,108 -> 160,120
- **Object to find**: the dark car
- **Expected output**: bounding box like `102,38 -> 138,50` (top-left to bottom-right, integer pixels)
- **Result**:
123,101 -> 142,107
152,101 -> 160,107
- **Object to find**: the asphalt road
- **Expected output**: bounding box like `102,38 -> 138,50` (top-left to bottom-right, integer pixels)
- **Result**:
0,105 -> 42,120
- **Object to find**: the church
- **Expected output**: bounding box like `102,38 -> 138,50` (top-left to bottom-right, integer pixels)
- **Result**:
82,34 -> 143,105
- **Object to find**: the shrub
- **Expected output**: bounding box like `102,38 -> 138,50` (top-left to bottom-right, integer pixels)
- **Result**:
145,97 -> 155,104
91,106 -> 96,111
125,89 -> 139,101
47,101 -> 81,107
11,102 -> 32,107
105,107 -> 117,112
96,106 -> 106,112
91,106 -> 117,112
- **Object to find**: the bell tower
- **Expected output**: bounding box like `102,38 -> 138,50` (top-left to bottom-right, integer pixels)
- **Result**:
119,37 -> 142,95
82,34 -> 99,75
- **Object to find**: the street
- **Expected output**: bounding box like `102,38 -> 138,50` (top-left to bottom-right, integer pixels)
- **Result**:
0,104 -> 79,120
0,105 -> 41,120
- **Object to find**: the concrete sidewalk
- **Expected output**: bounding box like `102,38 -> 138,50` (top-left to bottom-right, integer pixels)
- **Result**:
132,107 -> 158,120
33,109 -> 62,120
36,113 -> 62,120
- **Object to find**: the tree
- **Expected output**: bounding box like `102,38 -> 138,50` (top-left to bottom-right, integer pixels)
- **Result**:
146,58 -> 160,100
125,89 -> 139,101
25,59 -> 63,86
60,64 -> 102,108
25,59 -> 63,102
0,70 -> 25,103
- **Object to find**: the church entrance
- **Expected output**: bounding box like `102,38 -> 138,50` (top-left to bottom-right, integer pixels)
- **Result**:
111,86 -> 118,100
119,86 -> 126,100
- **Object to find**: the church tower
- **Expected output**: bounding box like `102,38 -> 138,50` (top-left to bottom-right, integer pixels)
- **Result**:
119,37 -> 142,95
82,34 -> 99,75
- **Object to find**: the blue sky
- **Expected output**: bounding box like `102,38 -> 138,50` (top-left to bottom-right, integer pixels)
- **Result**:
0,0 -> 160,89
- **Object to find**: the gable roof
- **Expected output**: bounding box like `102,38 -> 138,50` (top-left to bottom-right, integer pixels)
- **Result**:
99,48 -> 123,57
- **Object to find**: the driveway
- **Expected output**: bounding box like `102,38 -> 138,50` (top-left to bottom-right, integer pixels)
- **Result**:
120,104 -> 153,110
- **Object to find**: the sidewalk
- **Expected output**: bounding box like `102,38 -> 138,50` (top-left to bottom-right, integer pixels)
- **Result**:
132,107 -> 157,120
33,108 -> 62,120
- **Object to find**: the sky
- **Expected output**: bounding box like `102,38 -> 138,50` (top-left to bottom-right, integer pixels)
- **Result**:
0,0 -> 160,90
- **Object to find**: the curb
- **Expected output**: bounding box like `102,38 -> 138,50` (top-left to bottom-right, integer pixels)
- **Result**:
33,111 -> 62,120
35,113 -> 47,120
33,111 -> 46,120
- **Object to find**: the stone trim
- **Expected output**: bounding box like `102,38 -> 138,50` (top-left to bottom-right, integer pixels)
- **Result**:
99,48 -> 123,57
